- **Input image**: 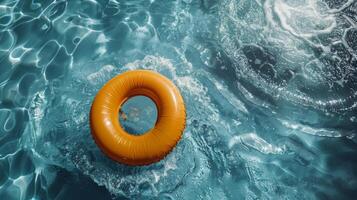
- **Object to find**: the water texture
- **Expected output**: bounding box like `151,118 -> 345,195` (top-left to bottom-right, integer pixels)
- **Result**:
0,0 -> 357,199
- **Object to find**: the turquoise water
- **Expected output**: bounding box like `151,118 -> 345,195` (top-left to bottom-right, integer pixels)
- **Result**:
119,96 -> 158,135
1,0 -> 357,199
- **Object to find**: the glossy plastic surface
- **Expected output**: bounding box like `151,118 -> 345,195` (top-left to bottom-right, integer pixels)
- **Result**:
90,70 -> 186,165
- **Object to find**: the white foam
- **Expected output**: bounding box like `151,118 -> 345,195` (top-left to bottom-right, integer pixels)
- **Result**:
280,119 -> 343,137
229,133 -> 285,155
273,0 -> 336,38
86,64 -> 116,84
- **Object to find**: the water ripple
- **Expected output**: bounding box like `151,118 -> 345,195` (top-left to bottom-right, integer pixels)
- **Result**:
0,0 -> 356,199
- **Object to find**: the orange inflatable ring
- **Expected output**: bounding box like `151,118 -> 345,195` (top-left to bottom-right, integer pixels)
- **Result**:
90,70 -> 186,166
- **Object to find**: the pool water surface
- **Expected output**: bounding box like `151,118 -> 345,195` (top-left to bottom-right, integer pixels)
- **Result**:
0,0 -> 357,199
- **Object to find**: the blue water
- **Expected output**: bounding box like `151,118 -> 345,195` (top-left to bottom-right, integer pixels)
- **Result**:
119,95 -> 158,135
1,0 -> 357,199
